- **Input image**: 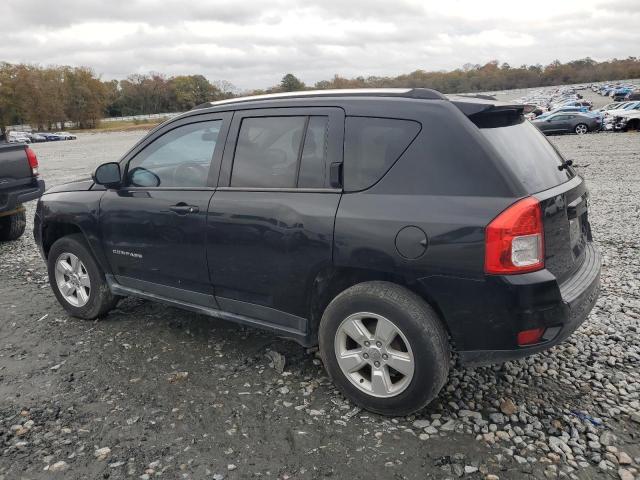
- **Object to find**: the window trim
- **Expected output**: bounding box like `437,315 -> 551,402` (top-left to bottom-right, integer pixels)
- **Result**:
115,112 -> 232,190
123,119 -> 224,189
218,107 -> 344,190
343,115 -> 422,193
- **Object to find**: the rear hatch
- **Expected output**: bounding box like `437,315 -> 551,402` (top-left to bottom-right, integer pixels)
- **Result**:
452,99 -> 592,284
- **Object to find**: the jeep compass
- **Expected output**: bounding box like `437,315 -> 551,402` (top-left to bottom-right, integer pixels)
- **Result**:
35,88 -> 601,415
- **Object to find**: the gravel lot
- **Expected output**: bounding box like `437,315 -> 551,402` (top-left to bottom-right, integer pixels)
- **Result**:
0,127 -> 638,480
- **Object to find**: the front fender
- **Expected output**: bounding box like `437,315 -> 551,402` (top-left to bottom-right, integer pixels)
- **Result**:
37,190 -> 111,274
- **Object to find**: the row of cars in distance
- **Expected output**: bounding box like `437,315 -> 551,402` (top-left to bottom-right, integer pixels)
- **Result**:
515,84 -> 640,135
593,82 -> 640,102
6,130 -> 77,143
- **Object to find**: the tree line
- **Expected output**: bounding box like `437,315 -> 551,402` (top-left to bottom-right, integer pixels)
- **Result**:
272,57 -> 640,94
0,63 -> 234,134
1,57 -> 639,134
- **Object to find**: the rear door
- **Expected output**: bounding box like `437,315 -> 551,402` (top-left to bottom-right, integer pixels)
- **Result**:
100,113 -> 230,306
207,107 -> 343,330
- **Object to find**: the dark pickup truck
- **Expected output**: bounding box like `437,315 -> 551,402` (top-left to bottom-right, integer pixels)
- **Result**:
0,143 -> 45,240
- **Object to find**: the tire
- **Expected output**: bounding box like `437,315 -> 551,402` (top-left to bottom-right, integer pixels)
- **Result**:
0,210 -> 26,241
319,281 -> 450,416
47,234 -> 119,319
574,123 -> 589,135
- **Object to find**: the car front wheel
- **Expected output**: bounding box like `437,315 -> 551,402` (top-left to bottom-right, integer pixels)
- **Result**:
48,234 -> 119,319
319,281 -> 450,415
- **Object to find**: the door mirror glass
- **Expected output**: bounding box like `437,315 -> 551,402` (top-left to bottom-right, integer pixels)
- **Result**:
93,162 -> 121,187
129,167 -> 161,187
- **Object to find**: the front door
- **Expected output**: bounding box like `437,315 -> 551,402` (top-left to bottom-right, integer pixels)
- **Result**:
100,113 -> 230,306
207,107 -> 344,332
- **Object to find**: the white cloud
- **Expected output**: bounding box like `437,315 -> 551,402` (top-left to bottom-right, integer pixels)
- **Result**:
0,0 -> 637,89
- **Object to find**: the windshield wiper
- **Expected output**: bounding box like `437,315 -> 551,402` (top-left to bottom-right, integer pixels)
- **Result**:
558,159 -> 573,171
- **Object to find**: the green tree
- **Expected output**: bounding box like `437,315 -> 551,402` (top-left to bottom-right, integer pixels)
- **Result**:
171,75 -> 220,110
280,73 -> 305,92
63,67 -> 107,128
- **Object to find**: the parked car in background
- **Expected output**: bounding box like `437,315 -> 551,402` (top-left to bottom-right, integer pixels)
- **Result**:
7,132 -> 31,144
27,133 -> 47,143
613,110 -> 640,131
613,87 -> 634,101
597,102 -> 623,112
532,112 -> 600,135
54,131 -> 77,140
37,132 -> 62,141
535,106 -> 587,119
603,102 -> 640,128
553,100 -> 592,110
623,91 -> 640,101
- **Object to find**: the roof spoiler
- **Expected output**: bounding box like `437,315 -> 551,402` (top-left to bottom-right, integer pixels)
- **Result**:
448,95 -> 534,128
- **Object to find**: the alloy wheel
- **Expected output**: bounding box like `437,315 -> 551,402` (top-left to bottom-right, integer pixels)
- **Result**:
54,252 -> 91,307
575,124 -> 588,134
334,312 -> 415,398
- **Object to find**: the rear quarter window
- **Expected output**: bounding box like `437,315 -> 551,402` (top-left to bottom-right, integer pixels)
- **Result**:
344,117 -> 421,192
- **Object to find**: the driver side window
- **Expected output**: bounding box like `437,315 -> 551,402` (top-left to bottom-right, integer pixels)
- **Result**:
127,120 -> 222,188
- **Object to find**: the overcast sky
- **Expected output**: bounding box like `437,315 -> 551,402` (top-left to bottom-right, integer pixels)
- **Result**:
0,0 -> 637,90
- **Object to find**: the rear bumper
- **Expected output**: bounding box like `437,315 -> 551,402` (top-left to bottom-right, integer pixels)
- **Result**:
0,179 -> 45,215
457,243 -> 600,365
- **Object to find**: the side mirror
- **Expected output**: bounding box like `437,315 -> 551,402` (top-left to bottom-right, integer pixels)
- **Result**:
129,167 -> 160,187
93,162 -> 121,188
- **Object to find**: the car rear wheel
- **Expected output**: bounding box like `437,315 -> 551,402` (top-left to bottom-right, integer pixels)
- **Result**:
0,210 -> 26,241
319,281 -> 450,415
48,234 -> 119,319
574,123 -> 588,135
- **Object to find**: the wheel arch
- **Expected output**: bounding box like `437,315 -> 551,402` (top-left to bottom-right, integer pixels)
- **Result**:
307,266 -> 451,345
41,220 -> 112,275
42,221 -> 84,259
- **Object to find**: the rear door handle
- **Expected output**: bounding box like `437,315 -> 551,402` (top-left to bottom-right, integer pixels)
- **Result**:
169,204 -> 199,215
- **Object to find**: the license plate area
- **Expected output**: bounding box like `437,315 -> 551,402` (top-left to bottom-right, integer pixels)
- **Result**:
567,196 -> 588,259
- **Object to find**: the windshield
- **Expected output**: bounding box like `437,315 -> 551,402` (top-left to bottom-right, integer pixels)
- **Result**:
480,120 -> 574,194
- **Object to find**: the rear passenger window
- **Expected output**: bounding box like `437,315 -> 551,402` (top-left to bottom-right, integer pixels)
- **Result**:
231,116 -> 329,188
344,117 -> 421,191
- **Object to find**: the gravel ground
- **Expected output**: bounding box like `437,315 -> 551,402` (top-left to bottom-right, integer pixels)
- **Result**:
0,127 -> 639,480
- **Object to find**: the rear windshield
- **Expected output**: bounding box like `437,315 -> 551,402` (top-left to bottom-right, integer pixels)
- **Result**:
480,120 -> 574,193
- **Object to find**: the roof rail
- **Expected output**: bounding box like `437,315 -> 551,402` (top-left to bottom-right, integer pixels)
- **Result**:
193,87 -> 447,109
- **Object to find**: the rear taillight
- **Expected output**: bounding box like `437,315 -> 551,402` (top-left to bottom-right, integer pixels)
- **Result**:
25,146 -> 39,176
485,197 -> 544,274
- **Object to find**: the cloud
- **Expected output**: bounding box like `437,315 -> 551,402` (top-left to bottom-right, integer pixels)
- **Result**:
0,0 -> 638,89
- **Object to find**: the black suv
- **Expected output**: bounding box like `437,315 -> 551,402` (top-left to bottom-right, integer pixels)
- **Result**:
34,89 -> 600,415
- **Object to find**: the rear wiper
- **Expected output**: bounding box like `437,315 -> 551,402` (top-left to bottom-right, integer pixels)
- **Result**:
558,159 -> 573,171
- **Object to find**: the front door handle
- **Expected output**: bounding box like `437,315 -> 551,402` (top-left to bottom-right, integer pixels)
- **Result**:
169,204 -> 199,215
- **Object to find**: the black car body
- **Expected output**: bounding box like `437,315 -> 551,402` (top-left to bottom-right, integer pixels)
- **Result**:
34,88 -> 600,414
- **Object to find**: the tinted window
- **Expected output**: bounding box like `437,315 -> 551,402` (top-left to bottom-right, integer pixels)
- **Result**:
344,117 -> 421,191
298,116 -> 328,188
127,121 -> 221,188
231,117 -> 306,188
480,120 -> 573,193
